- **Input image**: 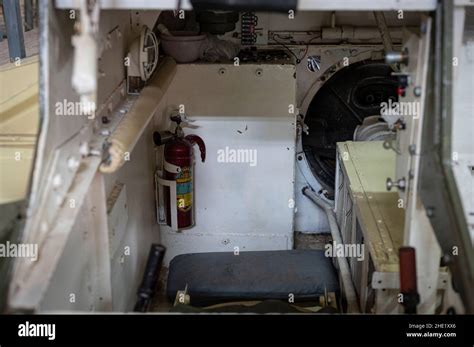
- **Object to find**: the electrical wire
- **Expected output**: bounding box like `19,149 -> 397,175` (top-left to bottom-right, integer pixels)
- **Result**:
299,35 -> 322,61
272,33 -> 321,64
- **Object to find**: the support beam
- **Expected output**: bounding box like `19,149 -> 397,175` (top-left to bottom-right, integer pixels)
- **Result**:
2,0 -> 26,61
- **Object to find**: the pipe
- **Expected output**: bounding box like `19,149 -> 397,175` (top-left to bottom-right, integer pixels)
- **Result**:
373,12 -> 394,53
100,57 -> 177,174
373,11 -> 399,72
134,244 -> 166,312
302,186 -> 361,313
399,247 -> 420,314
321,26 -> 406,42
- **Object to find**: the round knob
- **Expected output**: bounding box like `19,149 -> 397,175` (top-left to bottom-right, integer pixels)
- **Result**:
397,177 -> 406,191
386,177 -> 394,191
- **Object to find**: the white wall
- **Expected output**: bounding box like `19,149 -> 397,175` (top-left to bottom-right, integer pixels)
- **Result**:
156,64 -> 297,264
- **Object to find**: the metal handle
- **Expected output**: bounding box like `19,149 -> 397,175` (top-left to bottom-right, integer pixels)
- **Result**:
185,134 -> 206,162
386,177 -> 406,191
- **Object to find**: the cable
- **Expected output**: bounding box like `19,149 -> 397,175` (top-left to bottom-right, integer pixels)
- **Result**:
272,33 -> 321,64
272,34 -> 300,62
299,35 -> 322,61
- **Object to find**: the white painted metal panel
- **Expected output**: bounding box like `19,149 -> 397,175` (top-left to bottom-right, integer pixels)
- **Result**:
452,8 -> 474,243
40,173 -> 112,312
107,183 -> 129,264
397,20 -> 441,314
161,117 -> 295,264
158,63 -> 297,264
103,124 -> 161,311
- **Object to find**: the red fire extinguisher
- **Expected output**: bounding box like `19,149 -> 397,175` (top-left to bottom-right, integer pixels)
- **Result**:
153,115 -> 205,230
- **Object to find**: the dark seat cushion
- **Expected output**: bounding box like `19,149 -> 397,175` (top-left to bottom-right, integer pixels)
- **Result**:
167,250 -> 339,306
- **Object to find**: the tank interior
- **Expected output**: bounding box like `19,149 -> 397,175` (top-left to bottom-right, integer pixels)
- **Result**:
1,0 -> 473,316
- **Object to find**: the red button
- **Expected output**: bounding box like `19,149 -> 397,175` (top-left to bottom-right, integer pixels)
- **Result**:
397,86 -> 406,97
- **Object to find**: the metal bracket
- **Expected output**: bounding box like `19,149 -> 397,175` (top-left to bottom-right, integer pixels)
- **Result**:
164,161 -> 181,174
155,170 -> 178,231
371,271 -> 449,290
2,0 -> 26,62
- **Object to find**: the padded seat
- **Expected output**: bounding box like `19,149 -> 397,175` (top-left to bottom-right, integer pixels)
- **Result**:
167,249 -> 339,306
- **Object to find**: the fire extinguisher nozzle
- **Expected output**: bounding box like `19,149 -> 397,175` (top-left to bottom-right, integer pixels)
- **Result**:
153,131 -> 175,146
153,132 -> 162,146
185,135 -> 206,163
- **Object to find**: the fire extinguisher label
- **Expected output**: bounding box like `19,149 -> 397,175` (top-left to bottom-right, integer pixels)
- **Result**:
176,166 -> 193,212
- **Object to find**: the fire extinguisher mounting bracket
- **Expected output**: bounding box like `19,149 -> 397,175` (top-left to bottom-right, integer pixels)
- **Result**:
155,170 -> 179,231
153,123 -> 205,232
164,161 -> 182,174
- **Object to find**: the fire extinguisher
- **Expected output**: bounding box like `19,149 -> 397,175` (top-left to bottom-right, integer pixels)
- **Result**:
153,115 -> 205,230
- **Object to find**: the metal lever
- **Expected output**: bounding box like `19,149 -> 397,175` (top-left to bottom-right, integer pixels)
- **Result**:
386,177 -> 406,191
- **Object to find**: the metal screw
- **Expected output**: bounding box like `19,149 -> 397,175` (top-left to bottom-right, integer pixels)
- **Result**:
106,34 -> 112,49
67,156 -> 80,170
441,253 -> 452,266
413,86 -> 422,97
426,207 -> 435,218
52,174 -> 63,188
79,142 -> 90,157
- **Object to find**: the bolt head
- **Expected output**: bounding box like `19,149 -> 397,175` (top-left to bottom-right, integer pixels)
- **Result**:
79,142 -> 90,156
67,156 -> 80,170
441,253 -> 452,266
52,174 -> 63,188
413,86 -> 422,97
426,207 -> 435,218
